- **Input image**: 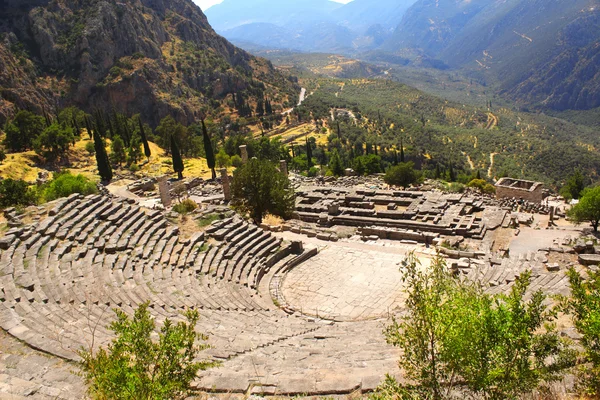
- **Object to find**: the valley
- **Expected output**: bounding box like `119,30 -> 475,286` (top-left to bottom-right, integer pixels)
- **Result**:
0,0 -> 599,399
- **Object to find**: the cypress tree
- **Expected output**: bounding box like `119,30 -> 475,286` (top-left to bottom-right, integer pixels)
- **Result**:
336,121 -> 341,139
400,137 -> 405,163
171,135 -> 184,180
138,118 -> 151,160
201,119 -> 216,180
306,138 -> 313,169
85,116 -> 93,140
393,150 -> 399,165
93,129 -> 112,182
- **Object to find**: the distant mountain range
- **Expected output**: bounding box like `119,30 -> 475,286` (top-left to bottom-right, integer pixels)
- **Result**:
205,0 -> 415,53
208,0 -> 600,111
384,0 -> 600,111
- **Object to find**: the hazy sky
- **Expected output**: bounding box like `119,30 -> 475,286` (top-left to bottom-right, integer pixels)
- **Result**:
193,0 -> 352,11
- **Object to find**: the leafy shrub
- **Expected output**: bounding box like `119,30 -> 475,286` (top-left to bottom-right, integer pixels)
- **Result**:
231,155 -> 243,168
109,66 -> 122,78
79,302 -> 215,400
85,141 -> 96,155
129,163 -> 140,172
445,182 -> 465,193
43,171 -> 98,201
307,166 -> 319,177
562,268 -> 600,397
0,179 -> 38,208
379,254 -> 574,400
483,183 -> 496,194
384,162 -> 419,188
172,199 -> 198,215
0,148 -> 5,163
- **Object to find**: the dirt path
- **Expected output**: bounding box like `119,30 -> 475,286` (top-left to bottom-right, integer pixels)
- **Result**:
486,113 -> 498,130
462,152 -> 475,170
488,152 -> 497,178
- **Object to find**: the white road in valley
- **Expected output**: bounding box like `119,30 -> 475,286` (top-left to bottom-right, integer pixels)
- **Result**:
282,87 -> 307,115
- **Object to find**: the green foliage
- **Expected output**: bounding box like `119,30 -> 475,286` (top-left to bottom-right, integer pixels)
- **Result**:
384,162 -> 419,188
380,254 -> 574,400
93,129 -> 113,182
231,159 -> 295,224
328,149 -> 344,176
172,199 -> 198,215
0,179 -> 38,208
0,147 -> 6,163
42,171 -> 98,201
560,169 -> 588,201
201,119 -> 216,180
33,123 -> 75,162
562,268 -> 600,397
197,213 -> 221,228
170,135 -> 184,180
85,141 -> 96,156
568,186 -> 600,231
215,149 -> 231,168
231,155 -> 243,168
3,110 -> 45,152
78,302 -> 215,400
110,135 -> 127,166
138,118 -> 152,160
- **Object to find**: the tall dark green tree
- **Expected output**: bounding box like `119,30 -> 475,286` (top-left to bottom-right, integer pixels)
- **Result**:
201,119 -> 216,180
171,135 -> 185,180
93,129 -> 112,182
400,137 -> 405,163
306,138 -> 313,169
138,118 -> 152,160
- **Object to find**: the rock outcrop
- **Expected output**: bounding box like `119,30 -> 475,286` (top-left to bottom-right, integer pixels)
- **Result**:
0,0 -> 299,125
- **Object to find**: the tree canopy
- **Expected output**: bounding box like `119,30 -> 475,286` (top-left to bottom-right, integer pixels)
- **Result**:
384,162 -> 419,188
568,186 -> 600,231
231,159 -> 295,224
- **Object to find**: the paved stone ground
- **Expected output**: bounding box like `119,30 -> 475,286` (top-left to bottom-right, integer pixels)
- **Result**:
0,330 -> 85,400
281,243 -> 429,321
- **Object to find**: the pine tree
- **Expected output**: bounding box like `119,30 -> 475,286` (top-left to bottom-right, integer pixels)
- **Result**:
94,129 -> 112,182
255,99 -> 265,117
393,150 -> 399,166
265,98 -> 273,115
201,119 -> 216,180
171,135 -> 184,180
138,118 -> 151,160
337,121 -> 341,139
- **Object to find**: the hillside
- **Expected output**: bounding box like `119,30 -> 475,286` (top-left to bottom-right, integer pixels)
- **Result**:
384,0 -> 600,111
0,0 -> 299,126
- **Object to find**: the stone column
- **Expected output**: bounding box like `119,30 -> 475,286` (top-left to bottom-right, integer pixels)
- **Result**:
158,176 -> 172,208
239,145 -> 248,164
279,160 -> 288,176
221,168 -> 231,201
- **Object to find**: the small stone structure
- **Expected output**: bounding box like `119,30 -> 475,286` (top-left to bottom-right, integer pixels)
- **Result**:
240,145 -> 248,164
157,176 -> 172,207
280,160 -> 288,176
495,178 -> 544,203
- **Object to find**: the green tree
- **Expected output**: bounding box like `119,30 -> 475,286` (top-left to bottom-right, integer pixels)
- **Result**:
43,171 -> 98,201
85,141 -> 96,156
560,169 -> 587,201
110,135 -> 127,166
138,118 -> 152,160
79,302 -> 214,400
33,123 -> 74,162
215,148 -> 231,168
231,159 -> 295,224
568,186 -> 600,231
3,110 -> 45,152
306,138 -> 313,169
171,135 -> 184,180
380,254 -> 574,400
128,134 -> 143,166
562,268 -> 600,397
0,179 -> 37,208
384,162 -> 418,188
201,119 -> 216,180
328,149 -> 344,176
94,129 -> 113,182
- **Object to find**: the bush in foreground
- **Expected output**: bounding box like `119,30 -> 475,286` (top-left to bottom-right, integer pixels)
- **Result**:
376,254 -> 574,400
79,302 -> 215,400
0,179 -> 38,208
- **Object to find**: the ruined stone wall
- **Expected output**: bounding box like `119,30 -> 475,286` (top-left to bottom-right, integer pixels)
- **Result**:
495,178 -> 544,203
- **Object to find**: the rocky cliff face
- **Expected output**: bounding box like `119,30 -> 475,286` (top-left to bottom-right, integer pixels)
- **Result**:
0,0 -> 299,125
